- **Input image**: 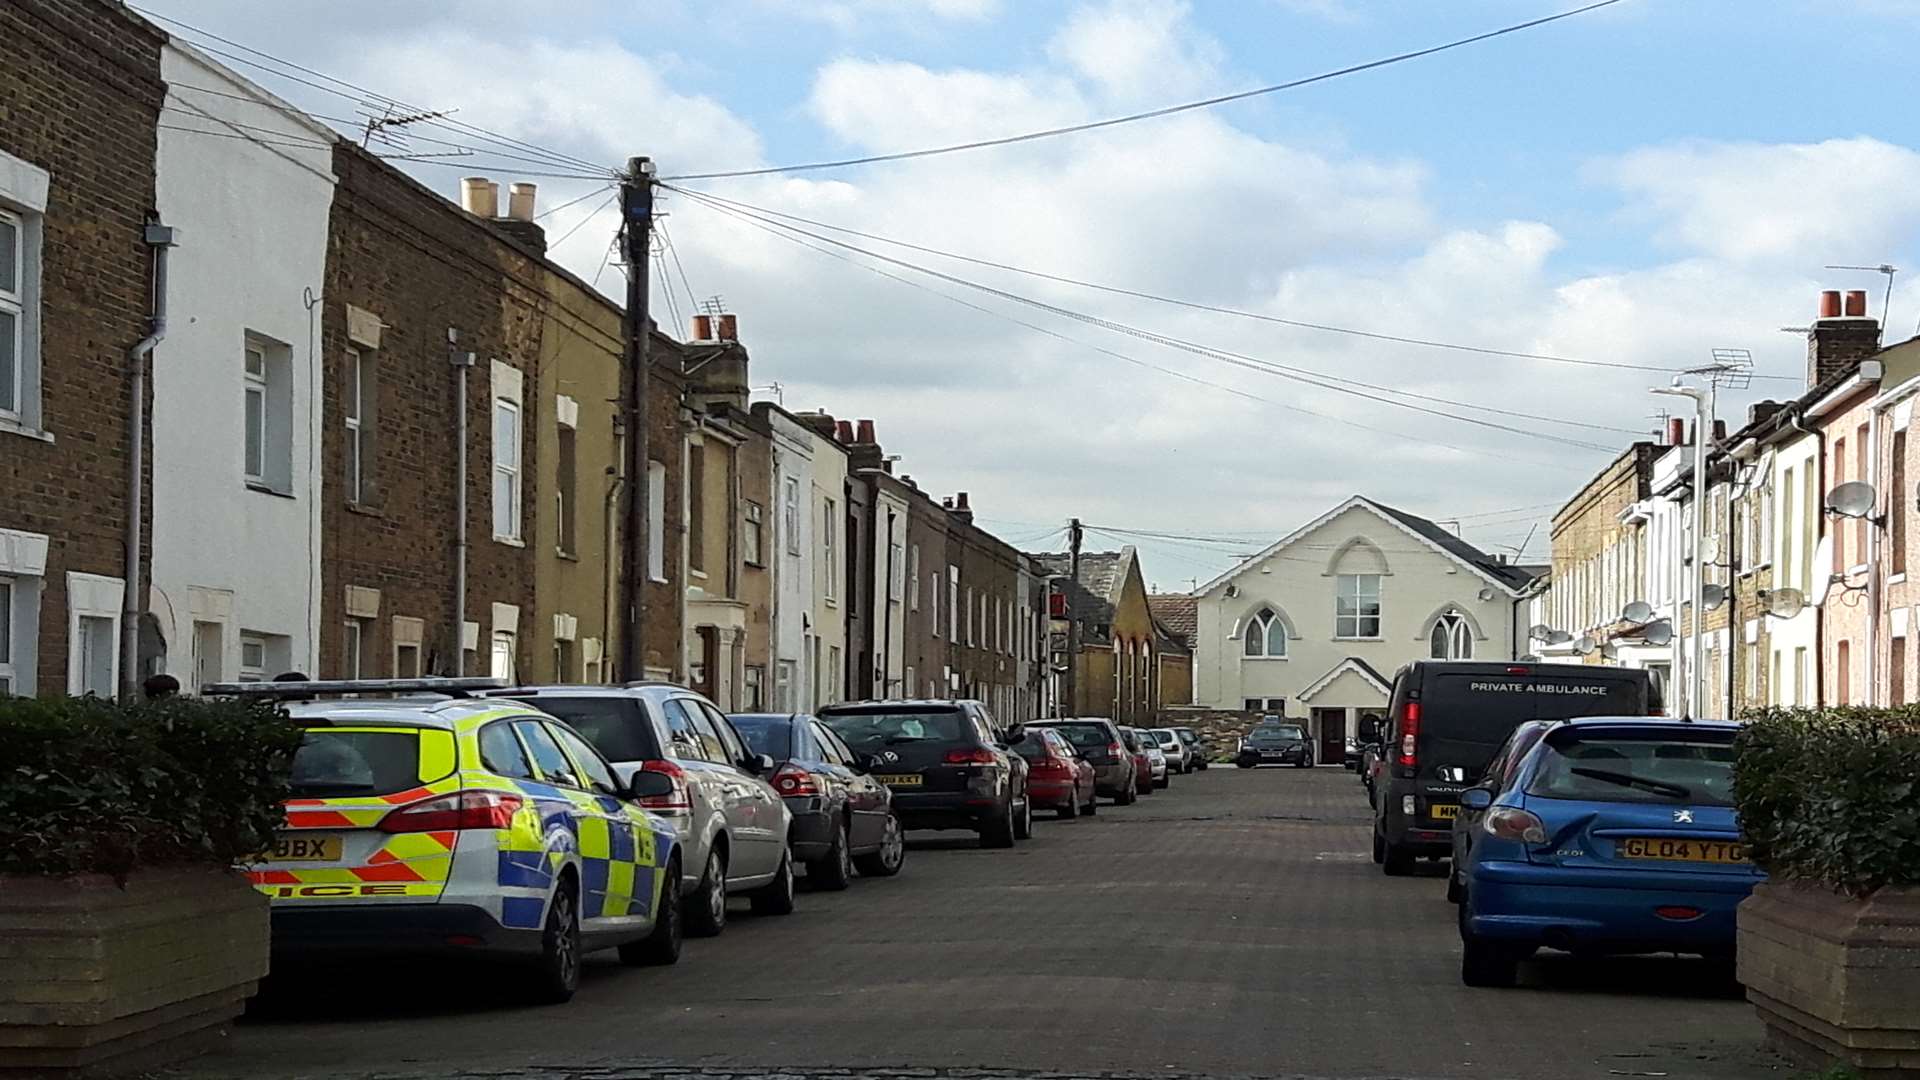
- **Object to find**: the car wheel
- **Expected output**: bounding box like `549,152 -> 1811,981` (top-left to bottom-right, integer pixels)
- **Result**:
1371,829 -> 1386,865
1057,797 -> 1079,820
1236,761 -> 1250,769
853,812 -> 906,877
751,850 -> 796,916
808,817 -> 854,892
1082,791 -> 1097,815
1459,900 -> 1520,988
620,855 -> 683,966
981,799 -> 1017,848
1117,783 -> 1136,806
685,847 -> 728,937
1445,868 -> 1464,904
1382,842 -> 1415,877
529,877 -> 581,1004
1014,793 -> 1033,840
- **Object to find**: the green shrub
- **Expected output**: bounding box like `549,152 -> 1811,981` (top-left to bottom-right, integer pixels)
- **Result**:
0,694 -> 302,881
1734,706 -> 1920,897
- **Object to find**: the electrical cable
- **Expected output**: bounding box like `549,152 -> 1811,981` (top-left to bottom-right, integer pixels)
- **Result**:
548,191 -> 618,250
660,0 -> 1625,181
660,220 -> 702,316
536,184 -> 616,221
672,187 -> 1621,453
664,185 -> 1795,387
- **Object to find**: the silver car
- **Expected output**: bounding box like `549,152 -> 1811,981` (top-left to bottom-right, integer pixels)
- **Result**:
1151,727 -> 1192,773
496,684 -> 793,938
1144,743 -> 1170,786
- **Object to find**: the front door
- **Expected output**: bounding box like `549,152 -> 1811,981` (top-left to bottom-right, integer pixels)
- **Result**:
1312,708 -> 1346,766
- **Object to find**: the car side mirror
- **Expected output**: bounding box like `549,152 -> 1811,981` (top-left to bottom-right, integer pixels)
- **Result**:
1460,788 -> 1494,811
744,752 -> 775,775
1005,726 -> 1027,744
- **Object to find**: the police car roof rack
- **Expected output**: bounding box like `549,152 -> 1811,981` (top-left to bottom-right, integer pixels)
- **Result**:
200,677 -> 511,701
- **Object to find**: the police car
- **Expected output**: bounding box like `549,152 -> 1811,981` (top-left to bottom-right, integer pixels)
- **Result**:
211,678 -> 684,1004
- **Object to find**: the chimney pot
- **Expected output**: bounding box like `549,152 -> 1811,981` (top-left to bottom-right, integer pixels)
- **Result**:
460,176 -> 498,218
1820,290 -> 1843,319
691,314 -> 714,341
1845,289 -> 1869,318
834,420 -> 854,444
717,313 -> 738,341
956,492 -> 970,511
856,419 -> 876,444
506,182 -> 537,222
942,497 -> 954,510
1713,419 -> 1727,444
1666,417 -> 1685,446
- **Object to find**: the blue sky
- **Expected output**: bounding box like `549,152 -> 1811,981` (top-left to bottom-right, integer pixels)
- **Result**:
156,0 -> 1920,586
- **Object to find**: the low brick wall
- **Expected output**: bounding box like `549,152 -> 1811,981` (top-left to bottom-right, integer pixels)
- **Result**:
0,867 -> 268,1075
1158,707 -> 1264,761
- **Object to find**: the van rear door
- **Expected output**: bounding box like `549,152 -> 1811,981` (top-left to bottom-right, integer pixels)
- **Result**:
1418,669 -> 1647,781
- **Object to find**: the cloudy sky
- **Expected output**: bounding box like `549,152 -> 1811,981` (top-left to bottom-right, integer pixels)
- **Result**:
146,0 -> 1920,589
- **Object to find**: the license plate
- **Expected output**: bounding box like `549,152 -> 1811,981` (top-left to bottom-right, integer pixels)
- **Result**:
1429,803 -> 1460,820
875,773 -> 923,787
271,834 -> 342,862
1619,837 -> 1748,864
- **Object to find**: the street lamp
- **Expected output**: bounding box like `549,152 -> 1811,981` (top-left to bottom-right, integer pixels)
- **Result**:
1651,378 -> 1710,721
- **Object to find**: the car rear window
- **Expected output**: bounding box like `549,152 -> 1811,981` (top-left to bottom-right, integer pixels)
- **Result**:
1013,737 -> 1052,762
512,696 -> 661,763
1526,730 -> 1736,807
819,708 -> 971,753
289,730 -> 424,797
1046,723 -> 1111,750
729,714 -> 796,760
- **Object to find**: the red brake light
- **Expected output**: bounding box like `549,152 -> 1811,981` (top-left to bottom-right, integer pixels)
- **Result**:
1398,701 -> 1421,769
1655,906 -> 1703,921
771,763 -> 821,797
636,759 -> 693,812
379,790 -> 523,833
1482,807 -> 1548,844
1506,666 -> 1531,675
1107,742 -> 1125,758
944,747 -> 998,766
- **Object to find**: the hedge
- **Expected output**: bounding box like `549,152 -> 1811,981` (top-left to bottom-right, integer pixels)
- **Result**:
1734,706 -> 1920,897
0,694 -> 302,881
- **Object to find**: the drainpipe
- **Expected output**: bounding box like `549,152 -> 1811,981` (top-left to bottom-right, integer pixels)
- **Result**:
603,465 -> 625,682
450,332 -> 474,676
120,221 -> 176,699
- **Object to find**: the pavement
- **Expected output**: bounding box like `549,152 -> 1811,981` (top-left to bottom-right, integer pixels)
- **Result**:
178,767 -> 1791,1080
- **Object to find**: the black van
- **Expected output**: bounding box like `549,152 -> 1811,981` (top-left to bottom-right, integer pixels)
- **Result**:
1368,660 -> 1653,876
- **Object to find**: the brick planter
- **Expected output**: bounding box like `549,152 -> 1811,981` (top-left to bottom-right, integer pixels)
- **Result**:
1738,880 -> 1920,1078
0,867 -> 268,1076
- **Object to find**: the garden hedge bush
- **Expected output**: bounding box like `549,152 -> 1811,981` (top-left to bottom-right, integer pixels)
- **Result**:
1734,706 -> 1920,897
0,694 -> 302,881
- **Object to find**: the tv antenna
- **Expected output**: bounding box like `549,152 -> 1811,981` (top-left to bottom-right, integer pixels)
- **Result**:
697,295 -> 728,316
1686,348 -> 1753,391
359,105 -> 455,150
1825,263 -> 1898,340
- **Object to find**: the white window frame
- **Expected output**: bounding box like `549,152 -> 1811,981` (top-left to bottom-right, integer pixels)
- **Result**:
648,461 -> 668,582
65,572 -> 122,697
744,501 -> 765,566
490,630 -> 516,681
783,477 -> 801,556
244,343 -> 268,484
0,574 -> 14,693
822,497 -> 838,601
1429,612 -> 1473,660
0,208 -> 23,424
493,398 -> 522,541
344,346 -> 365,503
1335,573 -> 1382,639
1242,608 -> 1287,659
909,545 -> 921,610
949,566 -> 960,641
343,618 -> 367,679
239,633 -> 268,682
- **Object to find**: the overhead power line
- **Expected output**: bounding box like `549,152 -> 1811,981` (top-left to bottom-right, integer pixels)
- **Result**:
666,186 -> 1796,387
670,186 -> 1621,453
660,0 -> 1625,181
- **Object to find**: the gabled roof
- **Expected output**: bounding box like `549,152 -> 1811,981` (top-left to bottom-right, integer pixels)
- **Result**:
1196,495 -> 1538,597
1030,548 -> 1135,639
1297,657 -> 1392,702
1147,594 -> 1197,649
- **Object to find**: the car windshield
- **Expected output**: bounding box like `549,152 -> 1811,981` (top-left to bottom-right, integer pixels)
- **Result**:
288,730 -> 423,797
1152,729 -> 1177,742
1249,724 -> 1305,743
1526,732 -> 1736,806
511,696 -> 660,763
727,714 -> 795,759
1013,737 -> 1053,762
1044,723 -> 1112,750
820,708 -> 969,752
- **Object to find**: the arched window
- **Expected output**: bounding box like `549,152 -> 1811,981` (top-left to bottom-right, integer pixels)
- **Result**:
1242,608 -> 1287,658
1429,612 -> 1473,659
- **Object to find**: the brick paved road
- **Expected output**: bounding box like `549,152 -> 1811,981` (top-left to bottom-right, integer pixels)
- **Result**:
183,768 -> 1785,1080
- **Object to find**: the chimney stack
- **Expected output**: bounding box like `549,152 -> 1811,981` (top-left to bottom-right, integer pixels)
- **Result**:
1807,287 -> 1881,387
506,182 -> 537,222
834,420 -> 855,444
460,176 -> 499,218
1666,417 -> 1685,446
950,492 -> 974,526
1712,419 -> 1727,444
691,314 -> 714,341
716,314 -> 738,342
855,419 -> 876,444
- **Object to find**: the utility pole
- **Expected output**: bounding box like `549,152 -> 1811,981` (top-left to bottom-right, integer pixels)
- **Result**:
619,157 -> 656,682
1066,518 -> 1083,718
1652,380 -> 1709,721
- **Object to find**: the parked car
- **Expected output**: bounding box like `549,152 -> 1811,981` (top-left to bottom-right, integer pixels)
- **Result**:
727,713 -> 907,888
1014,726 -> 1097,818
1456,717 -> 1760,988
1151,727 -> 1193,773
1235,720 -> 1313,768
229,678 -> 685,1005
1173,726 -> 1209,770
1118,726 -> 1156,794
1372,661 -> 1654,878
1032,719 -> 1137,805
1142,739 -> 1170,788
1448,719 -> 1557,903
1343,736 -> 1361,771
493,684 -> 794,938
816,700 -> 1031,848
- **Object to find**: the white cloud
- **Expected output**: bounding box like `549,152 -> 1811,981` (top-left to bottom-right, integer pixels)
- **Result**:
1046,0 -> 1227,104
759,0 -> 1001,31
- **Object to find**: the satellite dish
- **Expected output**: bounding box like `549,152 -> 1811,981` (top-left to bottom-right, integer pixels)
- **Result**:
1702,583 -> 1728,611
1768,587 -> 1807,620
1827,481 -> 1878,519
1643,619 -> 1674,646
1622,600 -> 1655,624
1529,623 -> 1554,641
1477,587 -> 1497,602
1224,584 -> 1240,599
1812,536 -> 1835,602
1548,630 -> 1574,645
1575,634 -> 1598,656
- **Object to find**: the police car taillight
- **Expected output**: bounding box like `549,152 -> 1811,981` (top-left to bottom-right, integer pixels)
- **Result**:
379,790 -> 523,833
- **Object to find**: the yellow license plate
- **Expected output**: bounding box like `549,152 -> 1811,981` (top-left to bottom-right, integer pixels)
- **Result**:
271,834 -> 342,862
1429,803 -> 1460,820
875,773 -> 923,787
1619,837 -> 1749,864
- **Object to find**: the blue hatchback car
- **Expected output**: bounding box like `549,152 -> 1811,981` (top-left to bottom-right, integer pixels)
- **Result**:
1455,717 -> 1762,988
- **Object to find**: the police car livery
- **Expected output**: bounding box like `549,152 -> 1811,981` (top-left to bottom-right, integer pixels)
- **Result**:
214,678 -> 683,1004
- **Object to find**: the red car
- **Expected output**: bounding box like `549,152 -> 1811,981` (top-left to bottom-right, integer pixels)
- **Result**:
1120,727 -> 1156,795
1015,727 -> 1097,818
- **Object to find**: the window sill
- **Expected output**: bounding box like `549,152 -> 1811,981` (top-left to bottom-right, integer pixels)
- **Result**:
493,535 -> 526,548
0,419 -> 53,444
346,501 -> 384,519
649,574 -> 669,585
556,550 -> 579,563
246,482 -> 296,500
1241,655 -> 1290,661
1332,636 -> 1384,643
1891,573 -> 1908,586
690,569 -> 709,581
824,598 -> 838,609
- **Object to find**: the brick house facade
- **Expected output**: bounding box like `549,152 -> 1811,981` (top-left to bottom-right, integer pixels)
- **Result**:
0,0 -> 165,696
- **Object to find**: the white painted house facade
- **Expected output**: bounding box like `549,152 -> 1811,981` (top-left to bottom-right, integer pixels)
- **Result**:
149,43 -> 334,687
1194,497 -> 1536,760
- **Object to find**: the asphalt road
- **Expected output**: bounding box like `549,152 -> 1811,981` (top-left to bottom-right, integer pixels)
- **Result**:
182,767 -> 1788,1080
